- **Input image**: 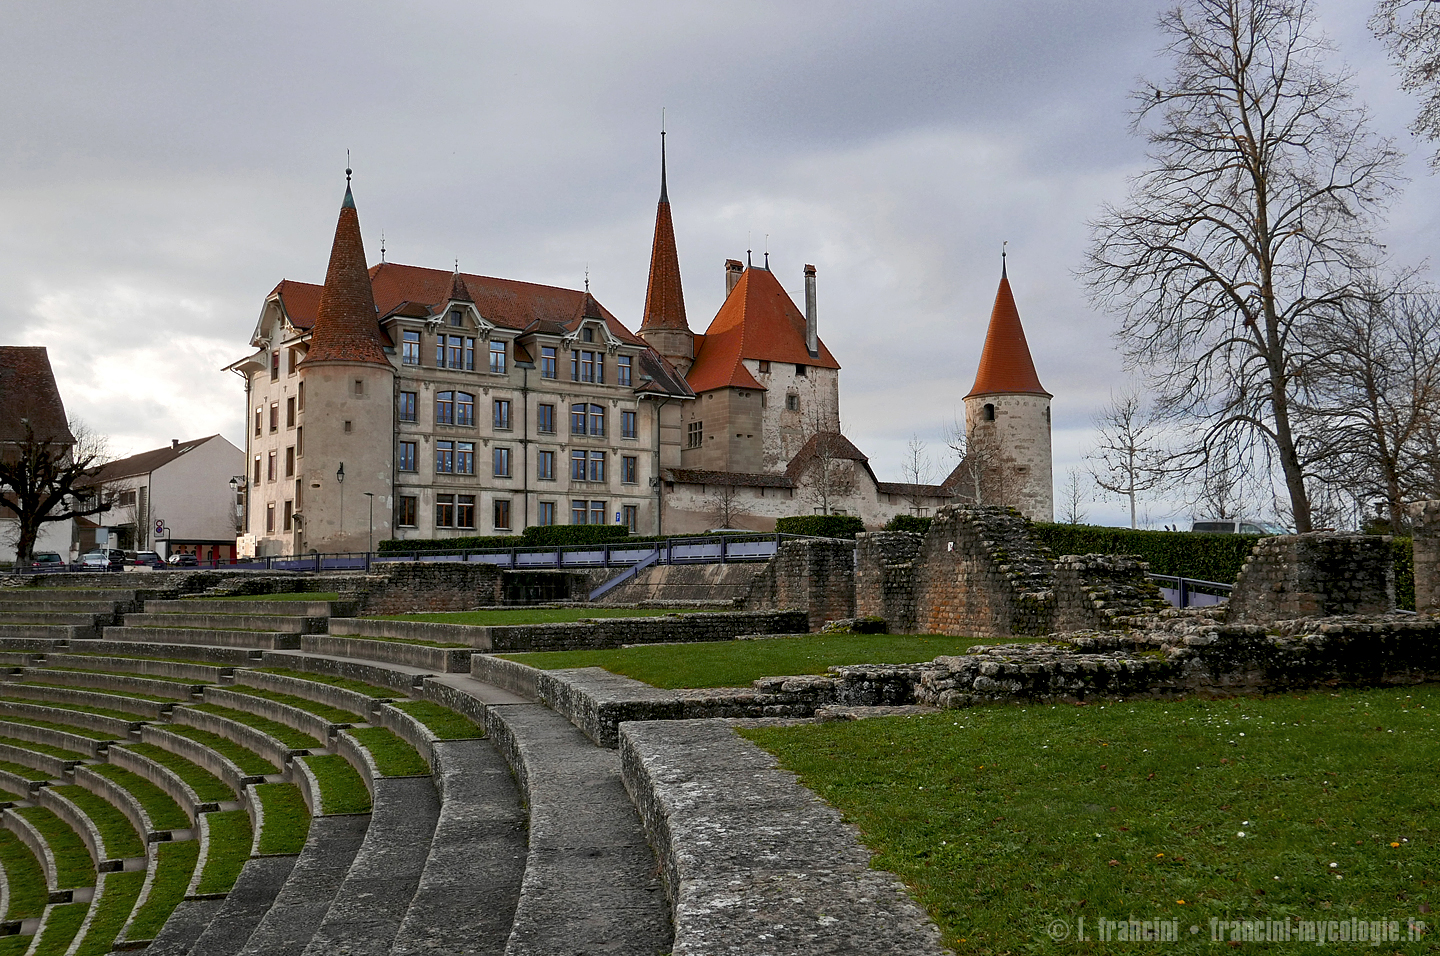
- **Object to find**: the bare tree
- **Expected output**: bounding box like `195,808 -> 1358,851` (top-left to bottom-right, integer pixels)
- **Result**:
799,433 -> 858,515
1087,392 -> 1166,529
1371,0 -> 1440,169
898,434 -> 937,515
702,481 -> 747,529
1084,0 -> 1403,533
0,420 -> 110,562
1060,467 -> 1090,525
941,413 -> 1014,507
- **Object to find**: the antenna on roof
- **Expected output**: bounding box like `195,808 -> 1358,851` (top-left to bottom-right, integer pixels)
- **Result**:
380,230 -> 385,263
1002,240 -> 1008,278
346,149 -> 351,183
659,109 -> 669,203
747,231 -> 752,269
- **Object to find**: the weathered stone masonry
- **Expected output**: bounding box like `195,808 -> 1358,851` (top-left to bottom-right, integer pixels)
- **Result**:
1226,533 -> 1394,624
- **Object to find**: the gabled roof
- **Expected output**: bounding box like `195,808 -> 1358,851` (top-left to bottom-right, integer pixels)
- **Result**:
0,347 -> 72,445
686,266 -> 840,394
300,181 -> 390,368
966,266 -> 1049,398
95,436 -> 216,483
639,134 -> 688,334
784,431 -> 869,481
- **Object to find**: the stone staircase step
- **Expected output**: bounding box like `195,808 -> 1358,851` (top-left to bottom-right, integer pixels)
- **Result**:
135,897 -> 225,956
0,624 -> 94,641
185,854 -> 299,956
260,650 -> 434,695
0,612 -> 107,627
299,776 -> 440,956
124,613 -> 314,633
16,666 -> 202,700
391,739 -> 527,956
102,626 -> 300,650
0,681 -> 170,719
68,639 -> 262,666
0,601 -> 120,616
236,814 -> 370,956
42,652 -> 230,684
152,599 -> 350,617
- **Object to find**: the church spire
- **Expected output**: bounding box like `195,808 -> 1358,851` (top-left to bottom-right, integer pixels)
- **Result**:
965,259 -> 1049,398
639,129 -> 689,335
300,170 -> 389,368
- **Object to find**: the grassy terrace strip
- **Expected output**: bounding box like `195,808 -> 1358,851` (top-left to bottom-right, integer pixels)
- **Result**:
74,869 -> 143,956
211,591 -> 341,601
15,806 -> 94,888
36,668 -> 197,685
64,651 -> 233,668
349,728 -> 428,777
741,686 -> 1440,955
255,783 -> 310,854
501,634 -> 1018,689
0,735 -> 86,761
16,681 -> 174,703
391,700 -> 483,740
222,686 -> 360,724
0,937 -> 24,956
0,828 -> 47,919
0,697 -> 145,723
0,716 -> 113,740
0,758 -> 52,781
124,839 -> 198,940
186,704 -> 321,752
372,606 -> 712,625
87,765 -> 189,831
52,786 -> 143,858
327,633 -> 469,648
31,900 -> 87,956
194,810 -> 251,895
301,755 -> 372,815
160,725 -> 280,778
121,743 -> 233,803
0,788 -> 19,803
252,668 -> 395,697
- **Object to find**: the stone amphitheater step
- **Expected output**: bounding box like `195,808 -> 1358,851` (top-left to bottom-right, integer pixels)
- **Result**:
68,639 -> 262,666
390,738 -> 526,956
425,674 -> 673,956
12,666 -> 203,701
260,649 -> 434,695
235,814 -> 370,956
298,775 -> 440,956
199,687 -> 350,744
0,699 -> 142,739
42,651 -> 231,684
0,624 -> 95,641
0,587 -> 169,610
152,598 -> 350,618
102,626 -> 301,651
139,897 -> 226,956
123,612 -> 317,633
185,854 -> 299,956
0,600 -> 121,618
0,612 -> 108,627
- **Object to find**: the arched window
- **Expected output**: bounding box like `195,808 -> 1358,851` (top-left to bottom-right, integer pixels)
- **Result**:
455,392 -> 474,426
983,403 -> 996,422
436,391 -> 454,425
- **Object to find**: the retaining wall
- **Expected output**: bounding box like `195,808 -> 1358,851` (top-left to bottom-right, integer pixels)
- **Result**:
1227,534 -> 1394,623
740,539 -> 855,631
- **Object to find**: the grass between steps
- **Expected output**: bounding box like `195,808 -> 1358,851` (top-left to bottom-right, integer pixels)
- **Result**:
329,633 -> 470,648
500,633 -> 1012,689
348,728 -> 428,777
208,592 -> 341,601
52,785 -> 144,859
0,734 -> 85,762
391,700 -> 483,740
0,827 -> 47,920
0,757 -> 52,781
255,782 -> 310,854
372,607 -> 715,625
741,687 -> 1440,955
14,805 -> 94,888
0,696 -> 144,723
120,743 -> 233,803
251,667 -> 396,698
0,935 -> 26,956
186,704 -> 322,751
221,686 -> 360,725
300,755 -> 371,815
87,764 -> 190,830
72,868 -> 144,956
58,651 -> 228,669
16,681 -> 174,703
123,839 -> 198,940
30,900 -> 88,956
33,667 -> 197,685
0,715 -> 112,741
0,788 -> 19,803
194,809 -> 251,895
160,724 -> 280,777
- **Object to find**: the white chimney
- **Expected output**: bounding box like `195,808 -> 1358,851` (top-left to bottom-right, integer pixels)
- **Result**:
804,264 -> 818,357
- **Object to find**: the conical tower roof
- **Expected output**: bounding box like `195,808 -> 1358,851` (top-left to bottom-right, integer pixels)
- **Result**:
639,132 -> 689,333
300,177 -> 390,368
965,264 -> 1049,398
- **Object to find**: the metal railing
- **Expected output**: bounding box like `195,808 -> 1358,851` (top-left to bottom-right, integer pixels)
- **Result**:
1147,573 -> 1232,609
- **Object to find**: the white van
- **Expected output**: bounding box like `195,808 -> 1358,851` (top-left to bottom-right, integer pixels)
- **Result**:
1190,518 -> 1289,535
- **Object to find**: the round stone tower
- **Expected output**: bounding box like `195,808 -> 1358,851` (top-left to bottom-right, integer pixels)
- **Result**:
962,261 -> 1053,521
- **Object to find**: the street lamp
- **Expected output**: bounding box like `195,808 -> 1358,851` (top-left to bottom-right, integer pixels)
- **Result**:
228,476 -> 245,534
363,492 -> 375,554
336,463 -> 345,546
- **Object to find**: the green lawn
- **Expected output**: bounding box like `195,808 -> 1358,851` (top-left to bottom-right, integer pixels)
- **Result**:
123,839 -> 198,941
372,607 -> 716,625
0,734 -> 86,761
194,810 -> 251,895
0,828 -> 47,920
161,725 -> 280,777
74,869 -> 144,956
121,742 -> 234,803
255,783 -> 310,854
500,634 -> 1012,689
15,806 -> 94,888
52,785 -> 143,859
250,668 -> 397,698
301,755 -> 372,815
31,901 -> 88,956
185,704 -> 321,752
349,728 -> 429,777
742,686 -> 1440,955
87,764 -> 190,831
222,686 -> 361,725
391,700 -> 484,740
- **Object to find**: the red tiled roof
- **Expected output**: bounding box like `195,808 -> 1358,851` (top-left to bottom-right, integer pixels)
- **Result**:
448,271 -> 473,304
639,196 -> 688,333
270,280 -> 323,330
686,267 -> 840,394
300,184 -> 390,368
966,269 -> 1049,398
0,347 -> 71,445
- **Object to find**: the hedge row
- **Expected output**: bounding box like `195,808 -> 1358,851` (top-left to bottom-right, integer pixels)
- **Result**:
774,515 -> 867,539
378,524 -> 629,554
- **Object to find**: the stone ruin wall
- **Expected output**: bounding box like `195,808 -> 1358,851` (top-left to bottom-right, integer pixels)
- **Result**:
1051,554 -> 1171,633
911,506 -> 1055,637
1410,500 -> 1440,614
1226,533 -> 1394,624
741,538 -> 855,632
854,531 -> 922,633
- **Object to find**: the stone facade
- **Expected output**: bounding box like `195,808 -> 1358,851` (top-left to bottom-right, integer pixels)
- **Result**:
740,538 -> 855,631
1410,500 -> 1440,614
1226,533 -> 1394,624
912,506 -> 1054,637
1051,554 -> 1170,633
963,392 -> 1053,522
854,531 -> 923,634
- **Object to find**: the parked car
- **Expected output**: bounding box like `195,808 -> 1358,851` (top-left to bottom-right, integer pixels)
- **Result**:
26,552 -> 65,571
132,551 -> 165,569
1191,518 -> 1289,535
80,550 -> 124,572
167,553 -> 199,567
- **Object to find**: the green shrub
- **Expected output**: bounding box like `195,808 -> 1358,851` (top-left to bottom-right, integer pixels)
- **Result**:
1033,523 -> 1259,582
378,523 -> 630,554
883,514 -> 933,534
775,515 -> 866,539
521,524 -> 630,546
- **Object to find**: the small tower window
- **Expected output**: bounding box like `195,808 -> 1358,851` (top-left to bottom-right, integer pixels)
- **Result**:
449,309 -> 463,327
984,403 -> 996,421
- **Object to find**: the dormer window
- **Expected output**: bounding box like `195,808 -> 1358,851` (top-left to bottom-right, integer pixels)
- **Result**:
582,327 -> 594,343
449,309 -> 463,327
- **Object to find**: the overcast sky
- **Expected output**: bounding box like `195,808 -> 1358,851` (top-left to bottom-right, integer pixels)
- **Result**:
1,1 -> 1435,527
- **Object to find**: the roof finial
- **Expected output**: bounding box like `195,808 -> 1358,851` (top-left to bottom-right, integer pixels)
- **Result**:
1001,240 -> 1008,278
380,230 -> 386,263
584,263 -> 590,293
659,114 -> 669,204
342,152 -> 355,209
454,258 -> 459,274
346,149 -> 351,183
764,234 -> 770,271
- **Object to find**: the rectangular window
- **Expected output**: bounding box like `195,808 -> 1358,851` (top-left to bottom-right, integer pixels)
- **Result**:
450,336 -> 464,370
267,450 -> 276,481
589,404 -> 605,437
590,500 -> 607,525
786,393 -> 799,411
571,450 -> 587,481
270,350 -> 279,381
588,451 -> 606,483
297,381 -> 304,410
436,392 -> 454,425
283,500 -> 293,532
571,499 -> 588,525
353,378 -> 364,397
621,455 -> 637,484
489,340 -> 506,374
403,330 -> 421,366
266,502 -> 275,532
540,346 -> 556,379
572,349 -> 601,383
571,403 -> 587,436
617,355 -> 632,386
621,410 -> 637,439
436,440 -> 454,474
537,501 -> 555,526
455,391 -> 474,427
758,360 -> 770,373
457,495 -> 476,529
398,391 -> 417,422
796,364 -> 807,376
537,450 -> 555,480
493,446 -> 511,478
399,441 -> 417,472
253,455 -> 261,484
622,504 -> 638,533
296,426 -> 303,457
254,407 -> 262,436
397,496 -> 417,527
456,441 -> 475,475
435,494 -> 455,528
537,403 -> 555,433
286,397 -> 296,428
687,420 -> 702,448
464,337 -> 476,371
269,403 -> 279,433
288,349 -> 298,375
493,399 -> 511,430
493,499 -> 511,530
285,446 -> 295,477
449,309 -> 463,327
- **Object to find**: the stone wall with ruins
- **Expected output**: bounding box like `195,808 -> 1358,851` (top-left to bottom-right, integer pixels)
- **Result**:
911,507 -> 1054,637
741,537 -> 855,631
1226,533 -> 1394,624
